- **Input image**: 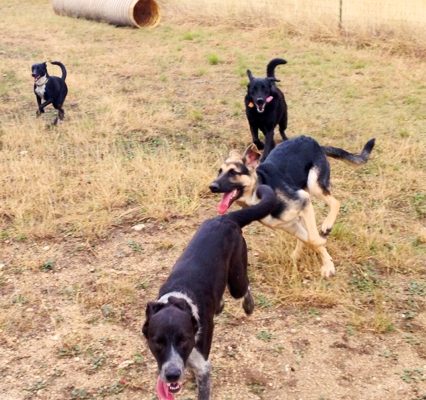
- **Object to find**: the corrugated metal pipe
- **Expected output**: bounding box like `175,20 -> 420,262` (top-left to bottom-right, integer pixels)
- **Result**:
52,0 -> 160,28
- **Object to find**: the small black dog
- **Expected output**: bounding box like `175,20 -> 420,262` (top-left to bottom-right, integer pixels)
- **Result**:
32,61 -> 68,125
142,185 -> 276,400
245,58 -> 288,160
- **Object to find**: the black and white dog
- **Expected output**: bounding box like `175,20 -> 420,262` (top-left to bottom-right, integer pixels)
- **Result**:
245,58 -> 288,160
142,185 -> 276,400
32,61 -> 68,125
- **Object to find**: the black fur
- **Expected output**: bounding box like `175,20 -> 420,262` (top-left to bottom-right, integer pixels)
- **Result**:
322,138 -> 376,165
245,58 -> 288,160
32,61 -> 68,125
142,185 -> 276,398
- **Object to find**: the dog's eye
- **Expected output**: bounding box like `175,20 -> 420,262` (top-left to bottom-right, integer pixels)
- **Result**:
228,169 -> 237,176
218,168 -> 223,175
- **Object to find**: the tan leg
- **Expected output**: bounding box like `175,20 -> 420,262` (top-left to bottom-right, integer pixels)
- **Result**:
299,199 -> 326,247
307,168 -> 340,237
316,245 -> 335,278
291,240 -> 304,263
284,219 -> 334,278
319,195 -> 340,236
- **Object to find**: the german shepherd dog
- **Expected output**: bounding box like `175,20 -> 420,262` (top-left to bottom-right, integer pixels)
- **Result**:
143,185 -> 276,400
210,135 -> 375,278
245,58 -> 288,160
32,61 -> 68,125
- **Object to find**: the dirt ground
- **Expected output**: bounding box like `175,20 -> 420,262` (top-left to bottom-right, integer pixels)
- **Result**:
1,212 -> 425,400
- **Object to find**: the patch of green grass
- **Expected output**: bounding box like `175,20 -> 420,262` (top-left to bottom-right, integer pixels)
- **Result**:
70,388 -> 93,399
408,281 -> 426,296
412,193 -> 426,218
127,240 -> 143,253
24,380 -> 47,394
255,294 -> 273,309
256,330 -> 273,342
350,264 -> 380,293
40,259 -> 55,272
400,368 -> 425,384
207,53 -> 220,65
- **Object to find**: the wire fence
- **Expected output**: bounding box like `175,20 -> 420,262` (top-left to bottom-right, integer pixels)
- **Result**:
160,0 -> 426,31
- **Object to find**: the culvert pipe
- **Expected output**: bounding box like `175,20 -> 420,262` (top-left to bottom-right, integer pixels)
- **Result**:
52,0 -> 160,28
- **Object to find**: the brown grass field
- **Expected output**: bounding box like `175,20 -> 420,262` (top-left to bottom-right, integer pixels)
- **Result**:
0,0 -> 425,399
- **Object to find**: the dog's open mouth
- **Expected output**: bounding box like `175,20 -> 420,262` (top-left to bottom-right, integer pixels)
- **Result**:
156,376 -> 182,400
217,189 -> 240,215
33,75 -> 41,82
256,103 -> 265,113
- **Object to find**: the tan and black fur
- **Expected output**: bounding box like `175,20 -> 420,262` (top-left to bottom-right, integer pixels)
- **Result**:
210,135 -> 375,278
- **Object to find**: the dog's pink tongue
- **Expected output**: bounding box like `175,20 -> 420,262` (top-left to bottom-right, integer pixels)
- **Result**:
156,377 -> 175,400
217,190 -> 235,215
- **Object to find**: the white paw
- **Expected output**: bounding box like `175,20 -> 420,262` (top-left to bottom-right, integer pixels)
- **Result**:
321,262 -> 336,278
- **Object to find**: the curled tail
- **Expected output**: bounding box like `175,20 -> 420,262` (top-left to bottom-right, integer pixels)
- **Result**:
50,61 -> 67,81
322,138 -> 376,165
266,58 -> 287,80
227,185 -> 276,228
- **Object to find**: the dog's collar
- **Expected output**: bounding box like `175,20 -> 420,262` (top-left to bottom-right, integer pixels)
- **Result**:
35,76 -> 48,86
157,291 -> 200,322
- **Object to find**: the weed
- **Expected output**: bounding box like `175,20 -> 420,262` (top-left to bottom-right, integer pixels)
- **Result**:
70,388 -> 92,399
207,53 -> 220,65
400,368 -> 425,384
412,193 -> 426,217
255,294 -> 273,309
256,330 -> 273,342
24,380 -> 47,394
127,240 -> 143,253
408,281 -> 426,297
40,260 -> 54,272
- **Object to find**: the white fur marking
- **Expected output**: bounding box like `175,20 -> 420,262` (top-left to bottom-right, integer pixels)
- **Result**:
188,348 -> 211,377
160,346 -> 184,381
34,76 -> 48,101
158,291 -> 200,322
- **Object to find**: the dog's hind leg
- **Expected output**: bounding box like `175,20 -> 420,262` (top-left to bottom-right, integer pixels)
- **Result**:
298,193 -> 327,247
307,168 -> 340,237
291,240 -> 304,263
279,114 -> 288,141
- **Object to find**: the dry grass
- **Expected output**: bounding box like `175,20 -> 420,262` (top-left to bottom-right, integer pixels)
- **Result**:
0,0 -> 425,398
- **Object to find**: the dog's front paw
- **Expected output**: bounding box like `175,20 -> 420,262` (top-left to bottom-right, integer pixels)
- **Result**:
320,261 -> 335,278
321,221 -> 334,237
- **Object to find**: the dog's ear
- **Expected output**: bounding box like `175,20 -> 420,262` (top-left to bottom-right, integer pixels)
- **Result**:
226,149 -> 243,163
247,69 -> 254,82
268,77 -> 280,84
168,296 -> 192,313
142,301 -> 166,338
243,144 -> 262,169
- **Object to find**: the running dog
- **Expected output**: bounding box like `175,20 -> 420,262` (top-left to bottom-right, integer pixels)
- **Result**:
209,135 -> 375,278
142,185 -> 276,400
32,61 -> 68,125
245,58 -> 288,160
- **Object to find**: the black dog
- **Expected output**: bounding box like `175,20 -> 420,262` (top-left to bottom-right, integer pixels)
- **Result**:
142,185 -> 276,400
32,61 -> 68,125
210,136 -> 375,278
245,58 -> 288,160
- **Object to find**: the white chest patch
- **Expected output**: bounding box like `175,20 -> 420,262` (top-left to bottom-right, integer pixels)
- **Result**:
35,83 -> 46,100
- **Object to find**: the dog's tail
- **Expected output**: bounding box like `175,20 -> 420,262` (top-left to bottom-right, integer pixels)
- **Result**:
322,138 -> 376,165
266,58 -> 287,80
227,185 -> 276,228
50,61 -> 67,81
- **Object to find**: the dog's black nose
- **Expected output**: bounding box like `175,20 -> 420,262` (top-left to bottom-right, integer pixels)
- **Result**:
256,98 -> 265,105
165,366 -> 181,382
209,182 -> 220,193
